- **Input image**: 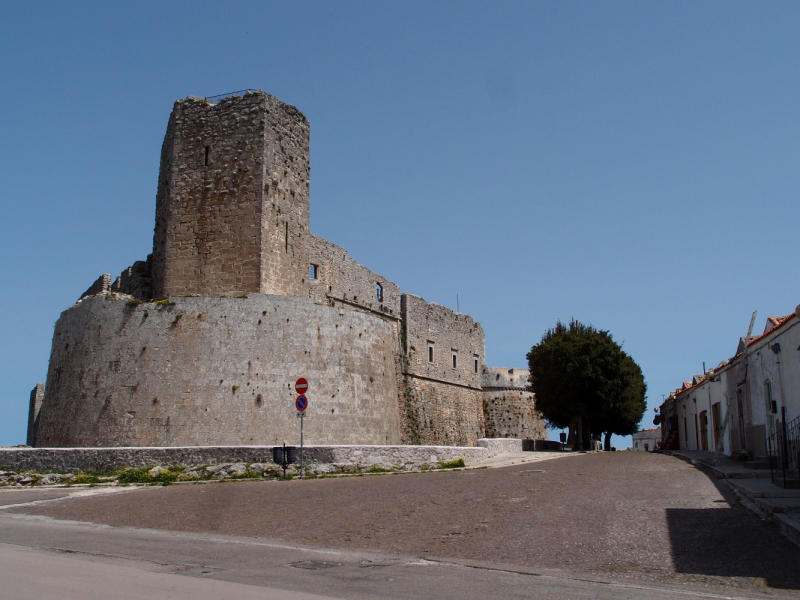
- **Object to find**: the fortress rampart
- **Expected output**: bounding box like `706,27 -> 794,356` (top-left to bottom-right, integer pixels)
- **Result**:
482,368 -> 546,440
35,295 -> 400,447
30,90 -> 544,449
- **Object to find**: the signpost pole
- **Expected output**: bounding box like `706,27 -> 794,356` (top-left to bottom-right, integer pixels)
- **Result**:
294,378 -> 309,480
300,413 -> 304,479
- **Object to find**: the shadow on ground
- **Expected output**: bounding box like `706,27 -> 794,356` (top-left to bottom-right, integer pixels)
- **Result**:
666,466 -> 800,589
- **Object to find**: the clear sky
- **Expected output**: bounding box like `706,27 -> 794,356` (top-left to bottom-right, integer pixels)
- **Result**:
1,2 -> 799,448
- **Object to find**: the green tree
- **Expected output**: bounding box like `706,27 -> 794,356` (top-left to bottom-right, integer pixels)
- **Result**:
526,319 -> 646,450
594,353 -> 647,450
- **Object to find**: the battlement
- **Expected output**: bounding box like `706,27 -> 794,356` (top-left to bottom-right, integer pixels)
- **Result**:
483,367 -> 531,390
151,91 -> 310,298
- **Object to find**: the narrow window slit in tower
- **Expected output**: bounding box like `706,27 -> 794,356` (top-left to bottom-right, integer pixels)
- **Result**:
285,222 -> 288,252
204,146 -> 210,166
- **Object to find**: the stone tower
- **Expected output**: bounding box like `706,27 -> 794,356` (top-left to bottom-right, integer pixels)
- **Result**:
151,91 -> 310,298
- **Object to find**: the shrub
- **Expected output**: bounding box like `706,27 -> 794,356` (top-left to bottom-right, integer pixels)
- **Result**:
117,467 -> 178,484
71,473 -> 100,484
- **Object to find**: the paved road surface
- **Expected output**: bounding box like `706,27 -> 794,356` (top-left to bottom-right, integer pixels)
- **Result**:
2,452 -> 799,599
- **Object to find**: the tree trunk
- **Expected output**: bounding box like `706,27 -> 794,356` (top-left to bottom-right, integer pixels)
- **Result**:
604,432 -> 611,451
567,415 -> 579,450
583,418 -> 591,451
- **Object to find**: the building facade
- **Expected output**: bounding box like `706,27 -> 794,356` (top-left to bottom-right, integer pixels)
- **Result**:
659,309 -> 800,462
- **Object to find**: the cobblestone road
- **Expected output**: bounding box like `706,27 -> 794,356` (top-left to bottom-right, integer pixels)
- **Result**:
19,452 -> 800,593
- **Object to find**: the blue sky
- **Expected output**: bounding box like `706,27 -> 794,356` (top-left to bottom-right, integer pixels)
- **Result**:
1,2 -> 799,448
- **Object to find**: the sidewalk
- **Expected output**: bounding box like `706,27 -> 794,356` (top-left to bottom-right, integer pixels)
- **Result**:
470,449 -> 579,469
666,450 -> 800,548
667,450 -> 771,479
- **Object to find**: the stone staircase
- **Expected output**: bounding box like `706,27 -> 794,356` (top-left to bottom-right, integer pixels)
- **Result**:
727,478 -> 800,548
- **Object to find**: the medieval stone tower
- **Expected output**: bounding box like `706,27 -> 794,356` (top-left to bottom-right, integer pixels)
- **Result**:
29,90 -> 545,449
152,93 -> 310,298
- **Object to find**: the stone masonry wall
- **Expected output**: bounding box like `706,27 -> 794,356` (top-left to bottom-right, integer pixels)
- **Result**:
400,293 -> 486,446
401,377 -> 485,446
483,389 -> 546,440
483,366 -> 531,389
308,234 -> 400,319
0,445 -> 488,473
482,367 -> 545,440
36,294 -> 401,447
151,91 -> 310,299
402,293 -> 484,387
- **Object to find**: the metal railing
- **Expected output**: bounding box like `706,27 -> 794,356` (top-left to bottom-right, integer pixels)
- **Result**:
767,408 -> 800,488
205,89 -> 258,103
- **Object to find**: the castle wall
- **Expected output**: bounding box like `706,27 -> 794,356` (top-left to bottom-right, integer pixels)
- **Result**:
399,293 -> 485,445
483,390 -> 546,440
400,377 -> 485,446
482,367 -> 546,440
152,92 -> 309,298
36,294 -> 401,447
308,234 -> 400,318
483,367 -> 530,389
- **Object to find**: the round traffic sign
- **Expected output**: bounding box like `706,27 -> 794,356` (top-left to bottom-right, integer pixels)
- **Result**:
296,395 -> 308,412
295,378 -> 308,394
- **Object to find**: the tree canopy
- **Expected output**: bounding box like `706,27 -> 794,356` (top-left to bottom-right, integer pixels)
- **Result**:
526,319 -> 647,447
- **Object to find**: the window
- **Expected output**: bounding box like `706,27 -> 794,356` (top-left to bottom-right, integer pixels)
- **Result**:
376,282 -> 383,301
428,342 -> 434,363
765,380 -> 776,414
474,355 -> 479,374
309,264 -> 318,280
452,350 -> 458,369
204,146 -> 210,166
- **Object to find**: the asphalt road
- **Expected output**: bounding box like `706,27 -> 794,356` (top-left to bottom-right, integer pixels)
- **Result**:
2,452 -> 798,599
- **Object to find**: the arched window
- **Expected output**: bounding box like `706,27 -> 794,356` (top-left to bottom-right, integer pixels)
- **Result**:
376,282 -> 383,301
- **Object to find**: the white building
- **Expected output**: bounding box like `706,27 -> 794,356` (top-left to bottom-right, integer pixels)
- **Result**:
632,427 -> 661,452
660,307 -> 800,461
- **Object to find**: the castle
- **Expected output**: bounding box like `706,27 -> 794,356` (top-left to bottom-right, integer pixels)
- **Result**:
28,90 -> 545,448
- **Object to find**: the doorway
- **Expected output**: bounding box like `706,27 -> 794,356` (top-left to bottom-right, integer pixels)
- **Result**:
699,411 -> 709,451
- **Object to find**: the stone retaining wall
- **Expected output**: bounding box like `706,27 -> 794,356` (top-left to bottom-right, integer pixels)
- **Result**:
0,445 -> 489,473
476,438 -> 523,456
